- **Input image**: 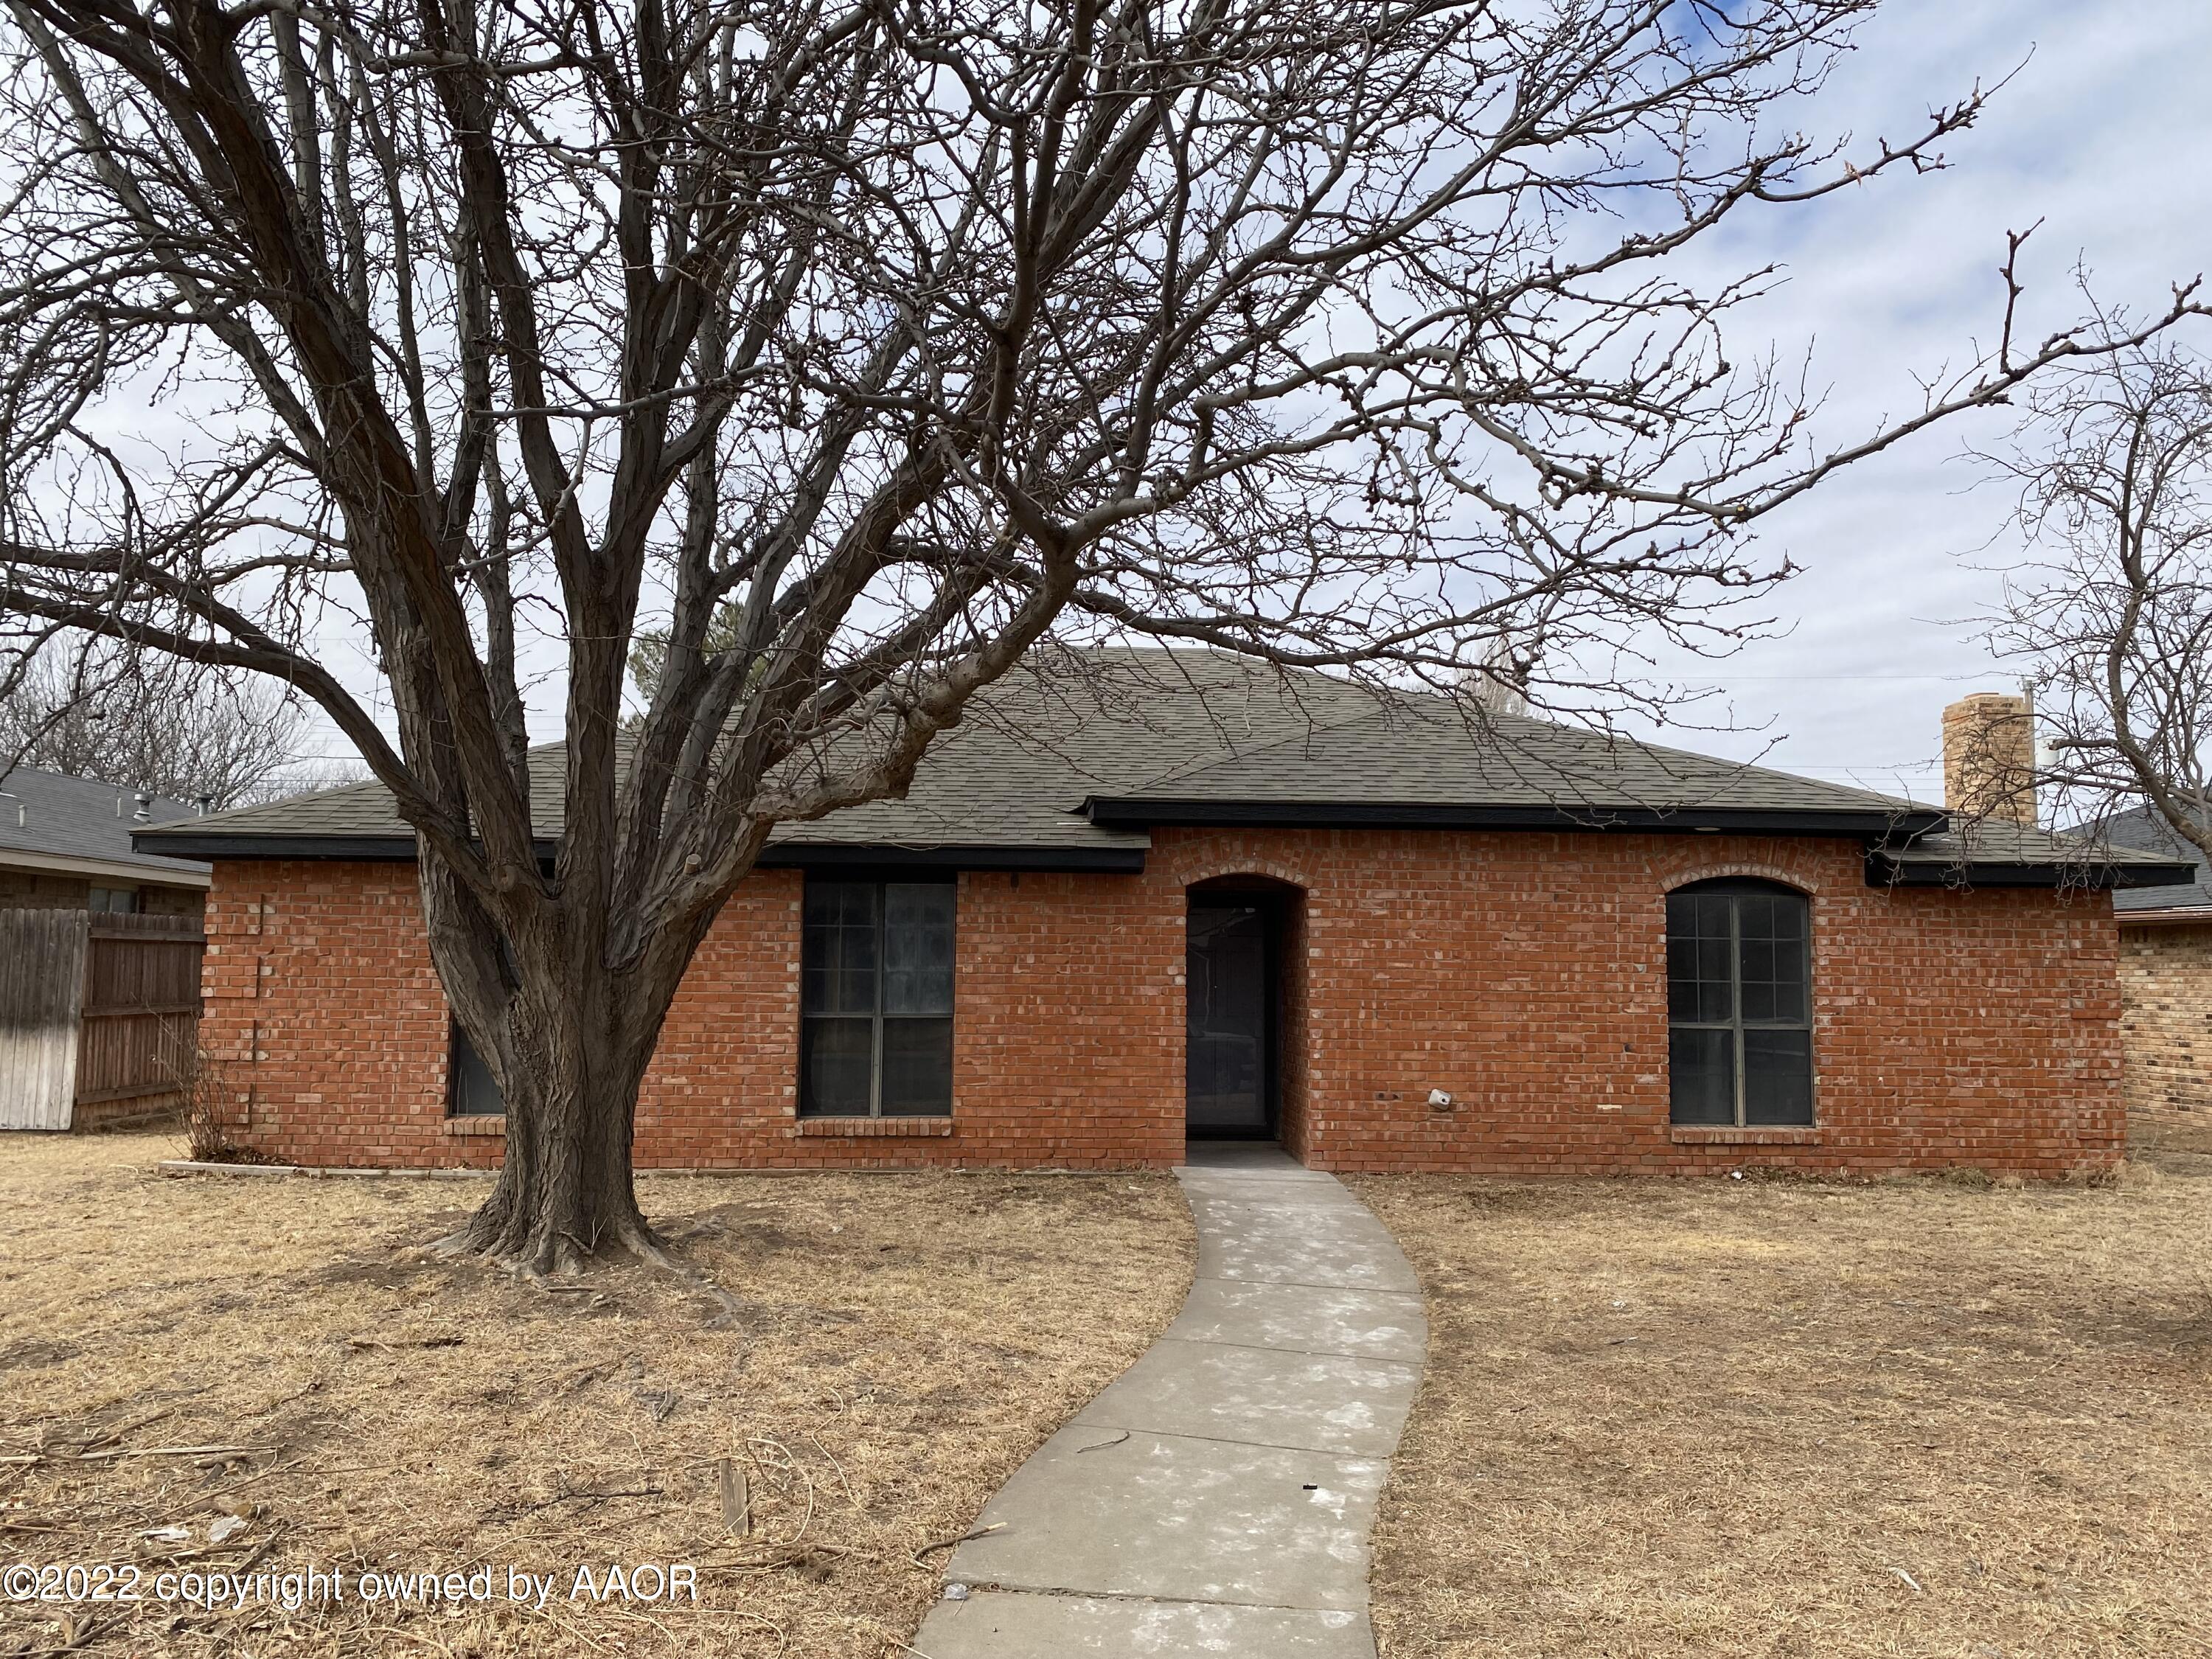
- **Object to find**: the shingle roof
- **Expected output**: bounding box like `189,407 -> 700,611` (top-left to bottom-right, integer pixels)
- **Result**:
127,647 -> 2186,888
765,648 -> 1943,853
1079,690 -> 1936,827
133,745 -> 573,848
2067,804 -> 2212,912
1868,817 -> 2191,888
0,765 -> 210,882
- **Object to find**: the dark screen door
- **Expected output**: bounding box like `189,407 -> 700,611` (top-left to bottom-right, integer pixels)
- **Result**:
1186,904 -> 1270,1134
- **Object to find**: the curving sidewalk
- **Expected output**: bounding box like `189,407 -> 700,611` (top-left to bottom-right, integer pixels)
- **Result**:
913,1143 -> 1427,1658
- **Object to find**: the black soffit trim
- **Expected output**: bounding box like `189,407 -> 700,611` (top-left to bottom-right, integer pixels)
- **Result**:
136,831 -> 1150,875
1082,796 -> 1948,838
757,843 -> 1147,874
131,832 -> 428,861
139,830 -> 2187,889
1864,852 -> 2198,890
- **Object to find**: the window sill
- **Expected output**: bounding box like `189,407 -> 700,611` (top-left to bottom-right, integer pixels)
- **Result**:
1669,1125 -> 1820,1146
796,1116 -> 953,1138
445,1115 -> 507,1138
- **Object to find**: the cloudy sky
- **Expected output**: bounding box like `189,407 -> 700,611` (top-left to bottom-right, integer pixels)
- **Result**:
274,0 -> 2212,803
1597,0 -> 2212,803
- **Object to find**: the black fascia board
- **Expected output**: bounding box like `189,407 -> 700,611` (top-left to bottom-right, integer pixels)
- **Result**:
757,842 -> 1147,874
131,831 -> 431,861
1865,851 -> 2199,890
143,830 -> 1148,876
2099,860 -> 2202,887
1082,796 -> 1945,838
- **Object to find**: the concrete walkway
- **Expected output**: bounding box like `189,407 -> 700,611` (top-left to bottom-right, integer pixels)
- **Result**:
912,1144 -> 1427,1658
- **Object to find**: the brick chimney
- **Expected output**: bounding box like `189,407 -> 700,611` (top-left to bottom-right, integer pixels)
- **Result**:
1941,692 -> 2037,826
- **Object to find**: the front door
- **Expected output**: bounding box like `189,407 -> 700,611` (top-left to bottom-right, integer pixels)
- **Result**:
1186,902 -> 1272,1136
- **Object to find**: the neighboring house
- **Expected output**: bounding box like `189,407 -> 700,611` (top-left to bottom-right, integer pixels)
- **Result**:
2084,804 -> 2212,1129
0,768 -> 210,1132
136,652 -> 2186,1178
0,766 -> 210,915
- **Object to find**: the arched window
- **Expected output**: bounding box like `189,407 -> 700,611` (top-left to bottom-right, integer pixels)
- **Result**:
1666,878 -> 1814,1127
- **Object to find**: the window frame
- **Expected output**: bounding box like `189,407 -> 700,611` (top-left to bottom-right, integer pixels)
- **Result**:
799,874 -> 957,1119
1664,877 -> 1816,1127
447,1020 -> 506,1118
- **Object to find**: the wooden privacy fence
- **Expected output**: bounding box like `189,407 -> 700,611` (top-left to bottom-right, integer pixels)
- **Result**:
0,909 -> 204,1131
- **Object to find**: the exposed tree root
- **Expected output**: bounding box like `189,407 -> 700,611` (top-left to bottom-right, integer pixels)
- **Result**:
608,1219 -> 746,1324
417,1209 -> 742,1321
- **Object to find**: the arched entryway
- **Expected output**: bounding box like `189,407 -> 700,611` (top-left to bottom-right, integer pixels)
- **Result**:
1184,875 -> 1307,1148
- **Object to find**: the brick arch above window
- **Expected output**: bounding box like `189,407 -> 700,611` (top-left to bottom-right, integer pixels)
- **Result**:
1164,854 -> 1315,894
1657,859 -> 1826,900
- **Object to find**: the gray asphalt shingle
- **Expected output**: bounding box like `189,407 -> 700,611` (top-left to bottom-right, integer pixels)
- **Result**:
128,647 -> 2178,881
2073,804 -> 2212,911
0,765 -> 210,878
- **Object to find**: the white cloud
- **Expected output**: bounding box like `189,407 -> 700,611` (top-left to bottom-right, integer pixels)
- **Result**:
268,2 -> 2212,797
1605,0 -> 2212,801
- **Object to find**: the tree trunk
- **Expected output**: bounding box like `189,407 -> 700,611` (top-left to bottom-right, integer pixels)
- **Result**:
425,902 -> 672,1283
413,825 -> 727,1276
449,978 -> 660,1275
451,1044 -> 650,1265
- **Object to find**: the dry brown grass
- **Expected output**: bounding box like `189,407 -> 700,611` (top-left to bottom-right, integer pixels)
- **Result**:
1349,1149 -> 2212,1659
0,1133 -> 1192,1659
2130,1113 -> 2212,1160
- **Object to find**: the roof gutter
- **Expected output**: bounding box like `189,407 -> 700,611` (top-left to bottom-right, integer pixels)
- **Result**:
1863,850 -> 2198,891
136,830 -> 1148,876
757,842 -> 1147,874
2115,904 -> 2212,927
133,831 -> 467,862
1,844 -> 211,887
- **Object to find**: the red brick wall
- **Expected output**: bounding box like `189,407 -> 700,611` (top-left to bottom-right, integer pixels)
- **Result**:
201,865 -> 455,1166
199,860 -> 1185,1171
201,829 -> 2123,1178
1276,893 -> 1314,1164
639,868 -> 1187,1169
1149,830 -> 2121,1178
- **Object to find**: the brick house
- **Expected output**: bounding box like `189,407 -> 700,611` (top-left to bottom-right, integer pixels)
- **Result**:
2087,805 -> 2212,1131
1931,689 -> 2212,1138
1,765 -> 209,916
136,652 -> 2185,1177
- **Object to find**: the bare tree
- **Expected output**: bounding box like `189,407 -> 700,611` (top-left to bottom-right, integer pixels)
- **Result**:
0,0 -> 2199,1272
1463,631 -> 1535,717
0,649 -> 326,807
1983,338 -> 2212,856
